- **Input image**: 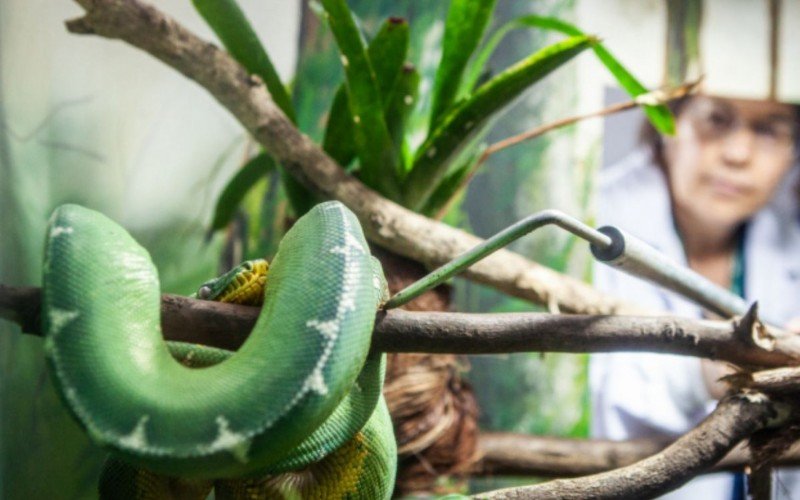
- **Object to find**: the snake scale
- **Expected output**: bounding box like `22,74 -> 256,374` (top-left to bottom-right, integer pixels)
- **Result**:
41,201 -> 397,498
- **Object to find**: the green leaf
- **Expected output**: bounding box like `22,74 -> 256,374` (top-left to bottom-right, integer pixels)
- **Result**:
322,17 -> 411,171
281,169 -> 320,217
370,18 -> 410,99
322,87 -> 357,169
192,0 -> 296,123
405,35 -> 594,210
429,0 -> 497,128
419,147 -> 482,217
385,63 -> 420,170
210,153 -> 276,231
465,15 -> 675,135
321,0 -> 403,201
592,44 -> 675,134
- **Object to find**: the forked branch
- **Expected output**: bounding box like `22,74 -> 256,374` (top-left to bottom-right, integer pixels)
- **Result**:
474,432 -> 800,477
479,394 -> 780,499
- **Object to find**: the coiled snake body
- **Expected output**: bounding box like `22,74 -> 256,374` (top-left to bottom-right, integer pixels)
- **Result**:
42,201 -> 396,498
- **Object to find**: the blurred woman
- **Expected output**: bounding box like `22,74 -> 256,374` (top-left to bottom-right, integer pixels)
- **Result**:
590,95 -> 800,499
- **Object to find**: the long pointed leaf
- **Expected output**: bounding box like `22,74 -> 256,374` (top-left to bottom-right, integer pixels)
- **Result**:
465,15 -> 675,135
322,87 -> 357,168
419,147 -> 482,218
192,0 -> 295,123
211,153 -> 276,231
370,18 -> 410,99
321,0 -> 402,201
322,17 -> 410,171
591,44 -> 675,134
405,35 -> 594,210
385,63 -> 420,169
429,0 -> 497,128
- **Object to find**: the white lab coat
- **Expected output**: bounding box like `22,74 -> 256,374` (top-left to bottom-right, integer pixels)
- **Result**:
590,148 -> 800,499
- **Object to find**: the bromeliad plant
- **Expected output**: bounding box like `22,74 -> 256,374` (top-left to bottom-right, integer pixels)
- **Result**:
200,0 -> 674,235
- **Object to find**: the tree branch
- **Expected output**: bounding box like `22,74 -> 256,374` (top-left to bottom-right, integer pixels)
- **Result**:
375,309 -> 800,366
474,432 -> 800,478
64,0 -> 644,316
479,394 -> 780,499
731,366 -> 800,394
5,285 -> 799,367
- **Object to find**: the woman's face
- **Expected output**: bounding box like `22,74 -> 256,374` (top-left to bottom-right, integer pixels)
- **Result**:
663,96 -> 798,230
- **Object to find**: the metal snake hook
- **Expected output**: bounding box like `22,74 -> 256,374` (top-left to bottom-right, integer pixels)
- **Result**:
385,209 -> 759,324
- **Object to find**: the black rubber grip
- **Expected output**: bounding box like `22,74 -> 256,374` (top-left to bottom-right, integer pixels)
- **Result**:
590,226 -> 626,262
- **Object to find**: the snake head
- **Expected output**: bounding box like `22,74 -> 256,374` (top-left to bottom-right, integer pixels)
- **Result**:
194,259 -> 270,305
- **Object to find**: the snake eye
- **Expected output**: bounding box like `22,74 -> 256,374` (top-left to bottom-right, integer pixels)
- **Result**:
197,285 -> 213,300
242,261 -> 253,271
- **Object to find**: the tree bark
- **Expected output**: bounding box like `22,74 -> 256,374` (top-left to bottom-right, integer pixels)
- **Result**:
5,286 -> 799,368
474,432 -> 800,477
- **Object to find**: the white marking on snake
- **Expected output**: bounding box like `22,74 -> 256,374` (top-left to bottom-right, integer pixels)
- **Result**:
50,226 -> 73,237
208,416 -> 252,463
118,415 -> 150,451
307,319 -> 338,340
48,308 -> 79,337
339,294 -> 356,313
265,203 -> 366,425
306,366 -> 329,396
118,250 -> 159,287
329,232 -> 366,256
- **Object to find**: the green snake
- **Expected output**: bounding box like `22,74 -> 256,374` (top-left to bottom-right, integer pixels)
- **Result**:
41,201 -> 397,498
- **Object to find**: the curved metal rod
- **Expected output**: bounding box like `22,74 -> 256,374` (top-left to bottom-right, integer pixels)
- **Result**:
384,210 -> 613,309
385,210 -> 763,326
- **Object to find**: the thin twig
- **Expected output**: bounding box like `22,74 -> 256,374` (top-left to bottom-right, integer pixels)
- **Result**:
484,79 -> 700,161
435,79 -> 700,220
484,101 -> 632,160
